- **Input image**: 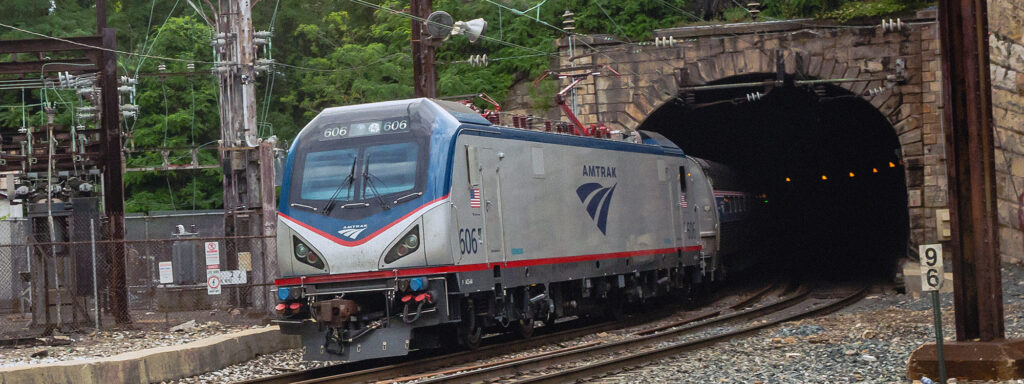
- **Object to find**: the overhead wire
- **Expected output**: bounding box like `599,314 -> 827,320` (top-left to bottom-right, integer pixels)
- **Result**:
345,0 -> 554,57
135,0 -> 183,79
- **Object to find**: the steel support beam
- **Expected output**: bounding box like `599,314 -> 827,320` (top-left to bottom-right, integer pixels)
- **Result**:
937,0 -> 1002,341
0,36 -> 105,54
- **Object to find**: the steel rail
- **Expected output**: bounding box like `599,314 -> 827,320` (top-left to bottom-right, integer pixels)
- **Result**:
238,283 -> 778,384
238,307 -> 665,384
412,285 -> 812,384
514,285 -> 867,384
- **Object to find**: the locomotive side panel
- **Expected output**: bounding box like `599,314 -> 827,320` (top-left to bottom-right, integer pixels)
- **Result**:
448,128 -> 699,291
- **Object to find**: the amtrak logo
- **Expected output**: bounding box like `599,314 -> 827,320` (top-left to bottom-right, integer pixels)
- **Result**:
338,224 -> 368,240
576,183 -> 617,234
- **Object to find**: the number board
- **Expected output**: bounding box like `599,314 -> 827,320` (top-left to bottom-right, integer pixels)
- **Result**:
919,244 -> 943,291
320,118 -> 410,140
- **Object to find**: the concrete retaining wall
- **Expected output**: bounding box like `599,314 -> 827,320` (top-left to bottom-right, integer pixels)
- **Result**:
0,326 -> 299,384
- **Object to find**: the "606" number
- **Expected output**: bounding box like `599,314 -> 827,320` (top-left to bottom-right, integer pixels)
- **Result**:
459,228 -> 480,255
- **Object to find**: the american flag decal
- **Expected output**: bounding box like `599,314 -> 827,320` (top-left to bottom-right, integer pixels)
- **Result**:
470,187 -> 482,208
680,194 -> 688,208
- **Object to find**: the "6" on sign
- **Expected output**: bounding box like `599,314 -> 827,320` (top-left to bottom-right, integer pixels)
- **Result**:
919,244 -> 943,291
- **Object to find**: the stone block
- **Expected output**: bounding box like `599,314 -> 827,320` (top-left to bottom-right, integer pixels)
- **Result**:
924,185 -> 947,206
908,189 -> 922,207
900,129 -> 923,145
718,54 -> 736,78
997,198 -> 1019,230
696,59 -> 720,82
733,52 -> 748,74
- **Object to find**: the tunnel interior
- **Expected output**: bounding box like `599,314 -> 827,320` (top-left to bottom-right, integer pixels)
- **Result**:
640,73 -> 909,280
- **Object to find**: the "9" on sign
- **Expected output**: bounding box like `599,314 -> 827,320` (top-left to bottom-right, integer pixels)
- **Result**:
919,244 -> 943,291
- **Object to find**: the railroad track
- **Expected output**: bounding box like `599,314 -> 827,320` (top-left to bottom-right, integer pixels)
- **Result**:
422,283 -> 864,384
236,282 -> 779,384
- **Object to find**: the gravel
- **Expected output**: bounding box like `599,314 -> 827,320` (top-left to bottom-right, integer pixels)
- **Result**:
155,264 -> 1024,383
169,349 -> 335,384
597,263 -> 1024,383
0,320 -> 250,368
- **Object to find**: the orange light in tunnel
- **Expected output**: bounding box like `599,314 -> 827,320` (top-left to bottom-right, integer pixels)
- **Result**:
849,172 -> 855,178
873,168 -> 879,173
785,177 -> 791,182
821,175 -> 828,181
889,161 -> 896,168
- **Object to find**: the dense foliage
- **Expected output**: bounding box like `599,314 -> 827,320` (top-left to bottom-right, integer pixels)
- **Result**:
0,0 -> 924,212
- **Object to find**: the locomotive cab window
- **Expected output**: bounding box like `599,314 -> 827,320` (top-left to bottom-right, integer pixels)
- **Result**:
288,113 -> 428,214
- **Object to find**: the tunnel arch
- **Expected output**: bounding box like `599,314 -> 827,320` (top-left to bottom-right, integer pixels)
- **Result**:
638,73 -> 909,279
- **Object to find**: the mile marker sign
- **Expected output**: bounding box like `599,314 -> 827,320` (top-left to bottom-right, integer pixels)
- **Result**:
919,244 -> 943,291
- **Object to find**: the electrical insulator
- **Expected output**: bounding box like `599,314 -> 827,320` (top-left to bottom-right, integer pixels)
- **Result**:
561,10 -> 575,33
865,86 -> 888,97
211,33 -> 228,46
118,85 -> 134,94
256,58 -> 275,72
882,18 -> 903,32
187,63 -> 195,71
254,38 -> 268,45
76,113 -> 95,120
76,106 -> 97,113
654,36 -> 675,47
746,91 -> 763,102
119,76 -> 137,85
255,31 -> 273,39
747,2 -> 761,19
158,64 -> 167,72
120,104 -> 139,112
121,110 -> 137,119
58,72 -> 76,88
77,87 -> 97,96
468,54 -> 488,67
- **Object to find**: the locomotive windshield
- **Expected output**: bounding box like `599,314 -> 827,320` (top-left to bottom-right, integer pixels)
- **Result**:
289,112 -> 429,214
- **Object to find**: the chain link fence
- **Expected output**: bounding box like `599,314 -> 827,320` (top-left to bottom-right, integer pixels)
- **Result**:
0,210 -> 277,340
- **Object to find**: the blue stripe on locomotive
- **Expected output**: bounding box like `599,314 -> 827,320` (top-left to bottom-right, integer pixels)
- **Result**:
278,99 -> 686,243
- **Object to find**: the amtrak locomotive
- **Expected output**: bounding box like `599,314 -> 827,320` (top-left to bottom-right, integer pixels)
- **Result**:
273,98 -> 756,362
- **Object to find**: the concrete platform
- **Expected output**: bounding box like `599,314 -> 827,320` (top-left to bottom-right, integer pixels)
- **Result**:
0,326 -> 299,384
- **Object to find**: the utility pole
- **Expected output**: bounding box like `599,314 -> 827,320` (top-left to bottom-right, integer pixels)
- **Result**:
411,0 -> 437,98
99,27 -> 130,324
213,0 -> 276,309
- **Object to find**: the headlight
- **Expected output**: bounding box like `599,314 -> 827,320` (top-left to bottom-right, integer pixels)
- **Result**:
403,234 -> 419,249
293,236 -> 324,269
295,243 -> 311,258
384,225 -> 421,264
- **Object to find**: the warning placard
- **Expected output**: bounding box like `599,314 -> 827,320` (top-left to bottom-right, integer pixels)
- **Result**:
158,261 -> 173,284
205,241 -> 220,270
207,270 -> 222,295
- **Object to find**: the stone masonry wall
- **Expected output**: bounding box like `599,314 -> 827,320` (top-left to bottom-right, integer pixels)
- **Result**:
989,0 -> 1024,262
507,13 -> 1024,262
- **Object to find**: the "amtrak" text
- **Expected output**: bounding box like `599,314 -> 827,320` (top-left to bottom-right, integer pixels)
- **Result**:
582,165 -> 617,178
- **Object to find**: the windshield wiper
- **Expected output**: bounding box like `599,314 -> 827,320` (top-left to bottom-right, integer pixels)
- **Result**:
393,192 -> 423,205
362,154 -> 391,210
321,159 -> 358,214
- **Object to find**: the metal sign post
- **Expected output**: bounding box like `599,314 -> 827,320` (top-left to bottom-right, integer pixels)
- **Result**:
920,244 -> 947,384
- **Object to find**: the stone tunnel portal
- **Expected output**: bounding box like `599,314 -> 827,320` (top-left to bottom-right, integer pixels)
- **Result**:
640,73 -> 909,279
